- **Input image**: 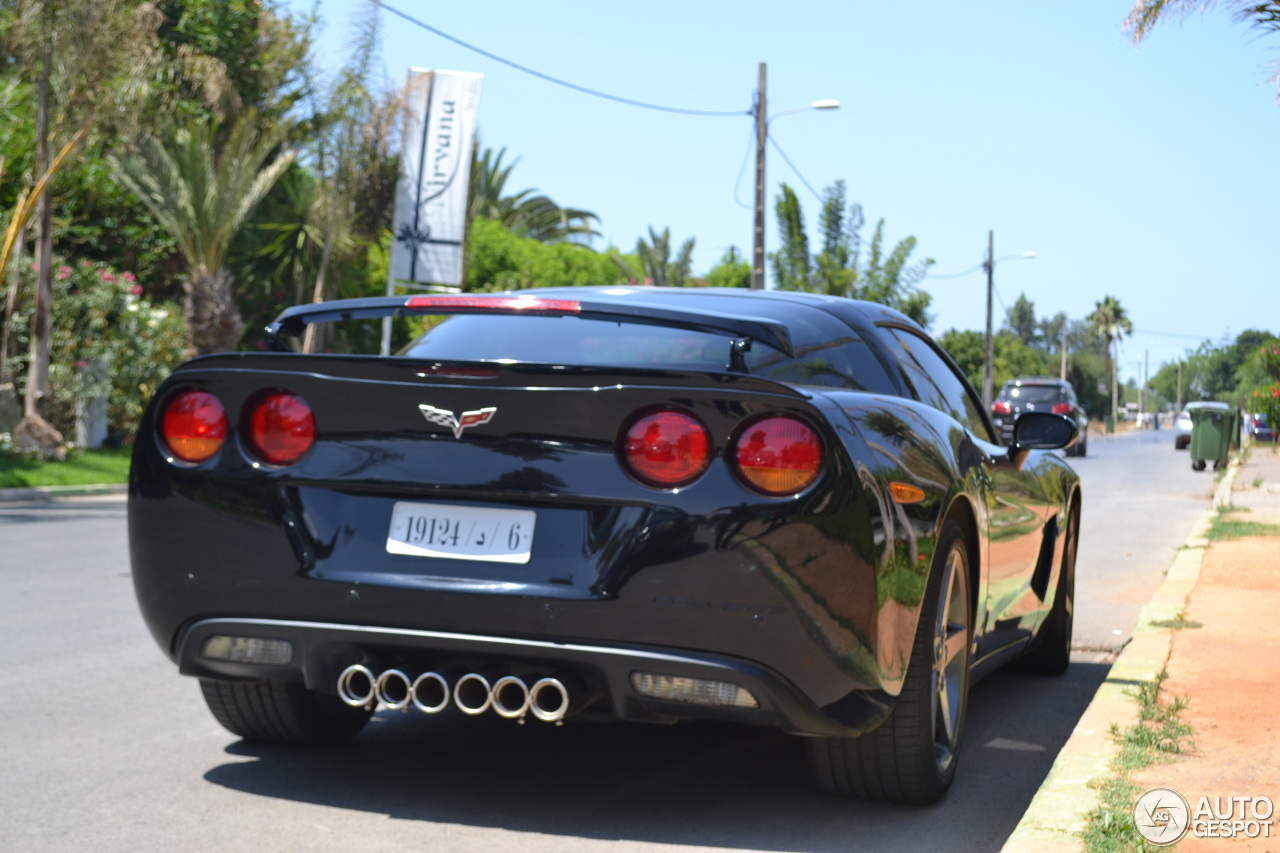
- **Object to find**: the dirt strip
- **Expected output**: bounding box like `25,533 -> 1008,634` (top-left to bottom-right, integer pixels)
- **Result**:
1130,535 -> 1280,851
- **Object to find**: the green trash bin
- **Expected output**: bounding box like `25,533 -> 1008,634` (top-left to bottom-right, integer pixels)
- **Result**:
1189,407 -> 1235,471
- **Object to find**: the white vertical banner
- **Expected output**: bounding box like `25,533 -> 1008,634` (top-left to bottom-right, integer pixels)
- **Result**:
383,69 -> 483,355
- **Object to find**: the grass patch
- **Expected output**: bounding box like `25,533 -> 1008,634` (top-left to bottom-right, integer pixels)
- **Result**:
1205,504 -> 1280,541
1148,612 -> 1203,630
1084,777 -> 1146,852
1252,476 -> 1265,488
1081,670 -> 1194,853
1207,517 -> 1280,541
0,448 -> 131,488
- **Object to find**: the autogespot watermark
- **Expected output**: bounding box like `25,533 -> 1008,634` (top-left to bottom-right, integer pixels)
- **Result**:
1133,787 -> 1275,845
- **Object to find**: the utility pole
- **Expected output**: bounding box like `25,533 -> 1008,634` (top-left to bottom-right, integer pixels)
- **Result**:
1177,358 -> 1183,411
1060,317 -> 1067,380
751,62 -> 767,290
982,230 -> 995,408
1142,347 -> 1149,424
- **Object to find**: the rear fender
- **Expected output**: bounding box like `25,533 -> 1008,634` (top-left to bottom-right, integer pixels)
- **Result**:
823,394 -> 976,695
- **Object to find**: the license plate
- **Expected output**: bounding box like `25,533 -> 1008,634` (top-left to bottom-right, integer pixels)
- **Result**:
386,502 -> 536,564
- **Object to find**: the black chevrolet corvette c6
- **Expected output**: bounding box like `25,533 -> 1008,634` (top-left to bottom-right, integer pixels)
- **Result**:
128,287 -> 1081,805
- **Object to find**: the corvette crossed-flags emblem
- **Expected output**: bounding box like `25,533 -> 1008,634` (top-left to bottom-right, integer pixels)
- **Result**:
418,404 -> 497,438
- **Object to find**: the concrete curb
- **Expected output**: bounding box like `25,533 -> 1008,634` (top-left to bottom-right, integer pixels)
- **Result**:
0,483 -> 127,502
999,454 -> 1241,852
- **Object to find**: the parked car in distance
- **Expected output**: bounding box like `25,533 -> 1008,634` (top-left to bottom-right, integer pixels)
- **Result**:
1173,401 -> 1231,450
1245,412 -> 1275,443
992,377 -> 1089,456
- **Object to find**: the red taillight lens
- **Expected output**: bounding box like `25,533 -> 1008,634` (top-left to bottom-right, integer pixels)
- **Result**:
1051,403 -> 1073,415
992,401 -> 1012,415
244,392 -> 315,466
733,415 -> 824,496
622,410 -> 711,488
160,390 -> 227,464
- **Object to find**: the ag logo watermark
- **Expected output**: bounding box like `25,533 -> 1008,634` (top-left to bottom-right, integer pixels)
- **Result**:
1134,787 -> 1274,845
1133,788 -> 1190,845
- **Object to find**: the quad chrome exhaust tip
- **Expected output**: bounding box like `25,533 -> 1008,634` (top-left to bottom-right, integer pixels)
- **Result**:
337,664 -> 377,708
452,672 -> 493,715
490,676 -> 530,720
529,677 -> 569,724
375,669 -> 413,711
410,671 -> 450,714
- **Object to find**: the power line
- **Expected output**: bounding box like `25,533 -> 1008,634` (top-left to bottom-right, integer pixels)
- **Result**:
924,263 -> 985,280
372,0 -> 748,117
992,281 -> 1008,316
732,124 -> 755,210
767,134 -> 823,201
1132,327 -> 1213,341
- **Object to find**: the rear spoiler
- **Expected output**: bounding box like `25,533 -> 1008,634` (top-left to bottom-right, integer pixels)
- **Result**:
264,294 -> 796,358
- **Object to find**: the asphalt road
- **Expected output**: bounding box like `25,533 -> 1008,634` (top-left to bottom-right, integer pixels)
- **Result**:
1071,426 -> 1218,652
0,431 -> 1207,852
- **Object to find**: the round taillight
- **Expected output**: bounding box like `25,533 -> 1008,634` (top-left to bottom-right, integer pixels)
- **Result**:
160,390 -> 227,464
244,392 -> 315,466
733,415 -> 824,496
622,410 -> 711,488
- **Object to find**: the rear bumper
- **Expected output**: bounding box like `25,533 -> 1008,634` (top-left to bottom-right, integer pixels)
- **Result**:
178,617 -> 893,737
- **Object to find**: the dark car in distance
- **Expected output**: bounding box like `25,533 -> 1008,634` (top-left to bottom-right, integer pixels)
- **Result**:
992,376 -> 1089,456
128,287 -> 1082,806
1246,412 -> 1275,443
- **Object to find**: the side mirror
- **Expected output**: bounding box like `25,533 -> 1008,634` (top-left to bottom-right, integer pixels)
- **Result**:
1010,411 -> 1078,453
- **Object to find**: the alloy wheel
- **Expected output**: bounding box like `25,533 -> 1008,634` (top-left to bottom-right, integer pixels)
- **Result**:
931,547 -> 969,774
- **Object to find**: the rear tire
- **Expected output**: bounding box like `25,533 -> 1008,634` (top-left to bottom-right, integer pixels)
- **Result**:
1076,436 -> 1087,457
199,678 -> 373,745
806,519 -> 972,805
1018,503 -> 1077,675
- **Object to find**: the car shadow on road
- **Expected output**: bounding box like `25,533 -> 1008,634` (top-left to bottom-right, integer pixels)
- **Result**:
0,496 -> 126,527
204,661 -> 1110,852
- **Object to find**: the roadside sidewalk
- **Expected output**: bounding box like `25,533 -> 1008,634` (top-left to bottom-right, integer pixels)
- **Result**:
1002,445 -> 1280,852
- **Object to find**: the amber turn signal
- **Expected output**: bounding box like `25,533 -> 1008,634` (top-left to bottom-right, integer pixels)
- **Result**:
889,482 -> 926,504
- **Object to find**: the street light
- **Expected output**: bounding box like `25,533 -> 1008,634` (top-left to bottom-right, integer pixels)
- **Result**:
750,62 -> 840,290
980,233 -> 1036,408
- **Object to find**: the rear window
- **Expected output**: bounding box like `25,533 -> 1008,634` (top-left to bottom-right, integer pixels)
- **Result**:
401,313 -> 897,392
1000,384 -> 1063,404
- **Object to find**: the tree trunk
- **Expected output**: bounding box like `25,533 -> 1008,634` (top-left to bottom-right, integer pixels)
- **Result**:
16,35 -> 64,457
184,267 -> 244,355
301,235 -> 336,354
1111,336 -> 1119,426
0,224 -> 25,384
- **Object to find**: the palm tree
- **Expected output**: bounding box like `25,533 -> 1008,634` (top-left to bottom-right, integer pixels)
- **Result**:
467,144 -> 600,244
110,110 -> 295,355
770,181 -> 933,326
1126,2 -> 1280,98
242,166 -> 327,307
1089,295 -> 1133,425
1126,1 -> 1280,41
633,226 -> 695,287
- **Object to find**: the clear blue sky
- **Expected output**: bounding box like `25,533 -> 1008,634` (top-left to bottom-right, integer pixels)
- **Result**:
296,0 -> 1279,382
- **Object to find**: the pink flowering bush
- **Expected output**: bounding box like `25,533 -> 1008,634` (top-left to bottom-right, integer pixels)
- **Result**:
1247,343 -> 1280,448
8,258 -> 187,442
